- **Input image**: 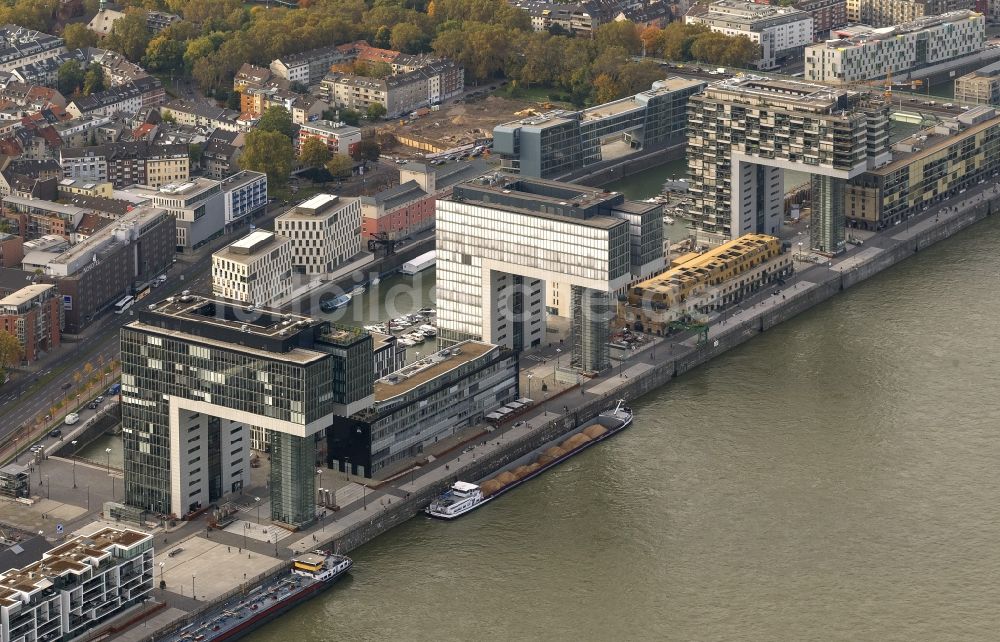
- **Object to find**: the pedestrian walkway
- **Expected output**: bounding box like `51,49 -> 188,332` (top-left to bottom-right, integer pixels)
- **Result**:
588,363 -> 654,395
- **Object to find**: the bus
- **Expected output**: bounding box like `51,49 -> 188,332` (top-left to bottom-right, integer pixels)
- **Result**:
113,296 -> 135,314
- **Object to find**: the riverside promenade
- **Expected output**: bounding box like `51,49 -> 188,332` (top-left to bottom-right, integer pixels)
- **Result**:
140,177 -> 1000,641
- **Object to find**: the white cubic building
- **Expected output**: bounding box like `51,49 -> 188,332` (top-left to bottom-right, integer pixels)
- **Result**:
685,1 -> 813,69
804,10 -> 985,83
275,194 -> 362,276
212,230 -> 293,306
0,528 -> 153,642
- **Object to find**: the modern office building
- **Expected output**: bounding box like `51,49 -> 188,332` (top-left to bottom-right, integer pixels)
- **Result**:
212,231 -> 293,306
685,76 -> 891,253
857,0 -> 975,28
437,176 -> 662,372
220,170 -> 268,231
0,528 -> 153,642
685,1 -> 813,69
123,179 -> 226,252
0,283 -> 62,362
122,296 -> 373,525
330,340 -> 518,478
846,106 -> 1000,230
804,11 -> 985,84
494,77 -> 706,179
275,194 -> 362,276
371,331 -> 405,379
954,60 -> 1000,105
624,234 -> 792,332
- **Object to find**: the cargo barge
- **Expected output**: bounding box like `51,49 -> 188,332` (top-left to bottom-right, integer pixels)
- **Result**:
425,400 -> 633,519
166,551 -> 352,642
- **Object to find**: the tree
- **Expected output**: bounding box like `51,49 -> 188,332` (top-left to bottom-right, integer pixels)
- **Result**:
82,63 -> 106,96
143,35 -> 186,72
325,154 -> 353,179
239,130 -> 294,189
594,21 -> 641,56
57,60 -> 85,96
0,330 -> 21,377
257,106 -> 296,139
351,139 -> 381,163
299,138 -> 331,169
189,142 -> 203,166
391,22 -> 426,53
366,102 -> 387,121
63,23 -> 98,50
103,10 -> 151,62
373,25 -> 392,49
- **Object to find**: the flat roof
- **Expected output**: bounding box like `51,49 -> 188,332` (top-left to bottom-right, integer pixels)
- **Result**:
872,115 -> 1000,175
300,193 -> 338,210
374,341 -> 494,400
0,283 -> 54,307
214,232 -> 291,264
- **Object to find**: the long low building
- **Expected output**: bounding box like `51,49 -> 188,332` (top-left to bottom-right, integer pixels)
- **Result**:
954,60 -> 1000,106
329,340 -> 518,478
624,234 -> 792,333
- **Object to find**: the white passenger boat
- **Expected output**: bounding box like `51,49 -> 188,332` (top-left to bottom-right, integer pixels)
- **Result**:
425,481 -> 488,519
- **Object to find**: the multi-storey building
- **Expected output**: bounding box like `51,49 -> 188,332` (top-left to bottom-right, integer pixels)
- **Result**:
32,207 -> 174,333
275,194 -> 362,276
201,129 -> 243,180
65,76 -> 164,118
804,11 -> 985,84
220,170 -> 267,231
319,60 -> 464,119
240,86 -> 328,124
495,77 -> 706,179
0,232 -> 22,267
0,527 -> 153,642
145,10 -> 180,33
295,120 -> 361,156
846,106 -> 1000,230
858,0 -> 975,28
60,142 -> 189,188
212,230 -> 292,306
123,179 -> 226,252
371,331 -> 405,380
685,76 -> 891,253
330,340 -> 518,478
270,45 -> 352,85
954,60 -> 1000,105
121,297 -> 373,524
794,0 -> 847,39
529,3 -> 598,36
436,176 -> 662,372
0,25 -> 65,72
0,283 -> 62,362
160,99 -> 243,133
624,234 -> 793,332
685,1 -> 813,69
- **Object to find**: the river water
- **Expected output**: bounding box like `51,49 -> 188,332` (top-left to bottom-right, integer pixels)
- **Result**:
247,195 -> 1000,638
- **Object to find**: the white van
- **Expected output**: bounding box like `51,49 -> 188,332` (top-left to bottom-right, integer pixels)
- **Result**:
64,413 -> 80,425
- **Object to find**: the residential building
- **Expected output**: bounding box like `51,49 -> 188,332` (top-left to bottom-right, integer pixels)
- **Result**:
212,230 -> 292,306
685,1 -> 813,69
240,86 -> 327,124
33,207 -> 174,332
221,170 -> 267,230
330,340 -> 518,478
145,10 -> 180,33
858,0 -> 975,27
270,45 -> 352,85
201,129 -> 244,180
65,76 -> 165,118
624,234 -> 793,332
123,179 -> 225,252
495,77 -> 705,179
60,141 -> 189,188
275,194 -> 362,275
794,0 -> 847,39
685,76 -> 891,253
954,60 -> 1000,105
296,120 -> 360,156
0,25 -> 65,72
0,527 -> 153,642
528,3 -> 598,36
436,176 -> 663,372
0,283 -> 62,362
804,11 -> 986,84
3,195 -> 86,240
86,8 -> 125,36
160,100 -> 243,132
234,63 -> 284,94
0,232 -> 22,267
319,60 -> 464,119
371,331 -> 405,380
846,106 -> 1000,230
56,177 -> 114,199
122,298 -> 373,524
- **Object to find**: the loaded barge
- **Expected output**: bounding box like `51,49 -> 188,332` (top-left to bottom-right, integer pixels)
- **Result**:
166,551 -> 352,642
426,400 -> 633,519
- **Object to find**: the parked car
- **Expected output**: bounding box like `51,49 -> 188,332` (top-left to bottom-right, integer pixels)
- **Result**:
64,413 -> 79,425
61,382 -> 72,390
48,429 -> 62,438
87,401 -> 98,410
95,395 -> 104,403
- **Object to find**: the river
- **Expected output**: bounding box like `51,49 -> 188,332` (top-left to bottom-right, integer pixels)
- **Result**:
246,190 -> 1000,639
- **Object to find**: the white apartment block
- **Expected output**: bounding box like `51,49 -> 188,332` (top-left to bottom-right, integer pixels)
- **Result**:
685,1 -> 813,69
275,194 -> 362,275
221,170 -> 268,228
212,230 -> 293,306
805,10 -> 985,83
0,528 -> 153,642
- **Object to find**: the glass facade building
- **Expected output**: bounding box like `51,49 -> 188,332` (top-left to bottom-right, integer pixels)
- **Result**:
121,295 -> 372,526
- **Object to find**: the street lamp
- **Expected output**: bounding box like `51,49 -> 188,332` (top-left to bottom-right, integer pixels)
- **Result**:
362,483 -> 367,511
316,468 -> 323,503
192,575 -> 196,601
527,372 -> 533,400
71,440 -> 77,488
45,476 -> 49,499
105,448 -> 112,474
243,522 -> 248,550
106,447 -> 114,500
255,497 -> 262,524
158,562 -> 165,587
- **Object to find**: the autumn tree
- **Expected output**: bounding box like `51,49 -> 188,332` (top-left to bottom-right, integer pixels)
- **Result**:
351,139 -> 381,163
390,22 -> 426,53
594,21 -> 642,56
299,138 -> 331,170
0,330 -> 22,378
57,60 -> 84,96
366,102 -> 387,120
325,154 -> 354,179
63,23 -> 98,50
257,106 -> 296,139
103,9 -> 151,62
82,62 -> 107,96
240,130 -> 294,189
143,35 -> 186,72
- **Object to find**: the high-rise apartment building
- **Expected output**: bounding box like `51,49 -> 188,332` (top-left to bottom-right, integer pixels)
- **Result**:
805,11 -> 985,84
685,76 -> 890,253
121,296 -> 373,526
436,176 -> 662,372
857,0 -> 975,28
0,283 -> 62,362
